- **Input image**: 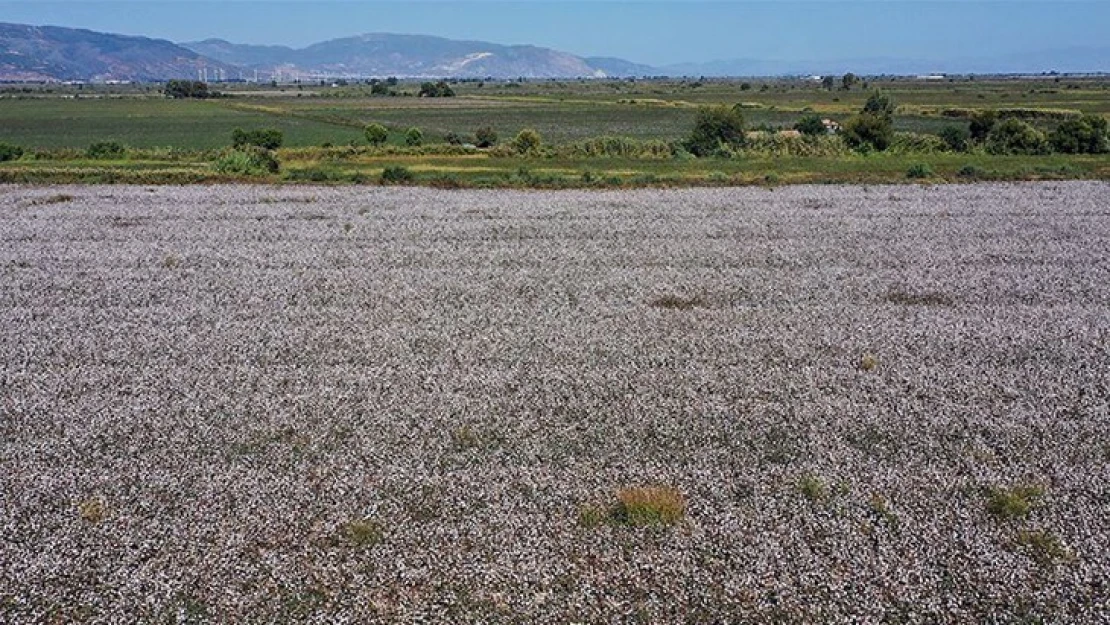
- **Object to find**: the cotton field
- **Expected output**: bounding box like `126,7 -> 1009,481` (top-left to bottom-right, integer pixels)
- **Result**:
1,182 -> 1108,623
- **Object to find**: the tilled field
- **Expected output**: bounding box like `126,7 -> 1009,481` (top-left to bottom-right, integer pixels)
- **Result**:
1,182 -> 1108,623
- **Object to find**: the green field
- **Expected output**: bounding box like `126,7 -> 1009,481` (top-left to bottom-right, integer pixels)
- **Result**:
1,76 -> 1108,185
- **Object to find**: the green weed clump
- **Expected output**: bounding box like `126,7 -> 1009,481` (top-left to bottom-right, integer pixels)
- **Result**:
380,165 -> 414,184
798,474 -> 829,502
86,141 -> 126,159
987,484 -> 1045,520
906,163 -> 934,179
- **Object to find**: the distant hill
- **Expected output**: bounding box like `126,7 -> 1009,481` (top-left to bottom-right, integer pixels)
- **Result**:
183,33 -> 645,79
2,21 -> 1104,83
663,48 -> 1110,77
0,23 -> 237,82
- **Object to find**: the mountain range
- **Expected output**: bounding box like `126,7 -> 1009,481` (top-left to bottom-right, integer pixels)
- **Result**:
0,22 -> 1106,83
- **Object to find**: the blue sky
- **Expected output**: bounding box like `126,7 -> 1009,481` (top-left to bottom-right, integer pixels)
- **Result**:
2,1 -> 1107,66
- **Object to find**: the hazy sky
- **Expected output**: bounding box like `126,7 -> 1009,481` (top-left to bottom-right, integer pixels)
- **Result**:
2,1 -> 1107,66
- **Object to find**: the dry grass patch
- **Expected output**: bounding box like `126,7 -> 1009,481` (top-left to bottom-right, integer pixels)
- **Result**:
868,493 -> 899,528
77,497 -> 106,523
1014,529 -> 1073,566
451,425 -> 482,451
649,294 -> 706,311
29,193 -> 76,206
580,486 -> 686,528
858,353 -> 879,371
340,519 -> 384,549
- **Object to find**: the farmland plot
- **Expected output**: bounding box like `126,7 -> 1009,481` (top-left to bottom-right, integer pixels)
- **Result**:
1,182 -> 1108,622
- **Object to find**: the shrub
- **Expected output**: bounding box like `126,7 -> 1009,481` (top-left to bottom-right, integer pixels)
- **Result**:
0,142 -> 24,162
684,105 -> 746,157
365,123 -> 389,146
985,119 -> 1049,155
443,131 -> 464,146
86,141 -> 126,159
283,167 -> 343,182
889,132 -> 948,154
475,126 -> 498,148
231,127 -> 284,150
969,110 -> 997,142
214,147 -> 279,176
1050,115 -> 1109,154
794,113 -> 827,137
404,127 -> 424,147
906,163 -> 933,179
938,126 -> 970,152
560,136 -> 674,159
512,128 -> 542,154
842,113 -> 893,152
380,165 -> 414,184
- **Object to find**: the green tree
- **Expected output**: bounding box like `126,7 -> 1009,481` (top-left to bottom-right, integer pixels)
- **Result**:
841,73 -> 859,90
404,127 -> 423,147
418,81 -> 455,97
794,113 -> 827,137
985,118 -> 1049,155
821,76 -> 835,90
512,128 -> 542,154
365,123 -> 389,146
370,82 -> 390,96
684,105 -> 746,157
1049,115 -> 1109,154
841,113 -> 894,152
164,79 -> 210,99
475,126 -> 498,148
862,91 -> 896,118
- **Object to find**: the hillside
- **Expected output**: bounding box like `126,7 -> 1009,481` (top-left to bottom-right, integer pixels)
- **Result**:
0,23 -> 236,82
